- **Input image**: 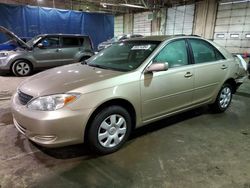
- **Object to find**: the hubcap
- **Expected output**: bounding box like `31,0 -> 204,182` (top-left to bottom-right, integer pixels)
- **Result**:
219,87 -> 231,108
98,114 -> 127,148
16,62 -> 30,76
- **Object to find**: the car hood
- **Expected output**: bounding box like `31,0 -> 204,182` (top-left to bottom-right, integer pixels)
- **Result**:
18,63 -> 123,97
0,26 -> 31,49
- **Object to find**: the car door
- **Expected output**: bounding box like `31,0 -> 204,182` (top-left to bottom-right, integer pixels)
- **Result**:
140,39 -> 194,122
32,36 -> 62,67
59,36 -> 81,64
187,39 -> 227,105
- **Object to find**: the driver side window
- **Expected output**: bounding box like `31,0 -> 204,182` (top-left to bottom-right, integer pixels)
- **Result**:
154,40 -> 188,68
40,37 -> 59,48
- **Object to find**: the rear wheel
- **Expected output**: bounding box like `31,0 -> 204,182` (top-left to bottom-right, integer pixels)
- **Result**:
12,60 -> 32,76
210,83 -> 232,113
87,106 -> 132,154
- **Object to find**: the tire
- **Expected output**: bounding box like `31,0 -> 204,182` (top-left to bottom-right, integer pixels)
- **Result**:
210,83 -> 232,113
12,60 -> 32,77
87,105 -> 132,154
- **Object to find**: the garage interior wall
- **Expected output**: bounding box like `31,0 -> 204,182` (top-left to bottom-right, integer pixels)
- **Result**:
133,12 -> 152,36
192,0 -> 217,39
165,4 -> 195,35
213,0 -> 250,54
115,2 -> 204,37
114,0 -> 249,54
114,15 -> 124,36
0,3 -> 114,50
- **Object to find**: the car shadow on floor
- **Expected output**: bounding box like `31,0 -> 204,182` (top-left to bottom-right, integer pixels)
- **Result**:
35,106 -> 210,159
130,106 -> 208,140
33,142 -> 95,159
235,91 -> 250,98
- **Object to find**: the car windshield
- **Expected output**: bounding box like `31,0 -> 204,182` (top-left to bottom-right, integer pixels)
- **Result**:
26,36 -> 42,47
87,41 -> 160,72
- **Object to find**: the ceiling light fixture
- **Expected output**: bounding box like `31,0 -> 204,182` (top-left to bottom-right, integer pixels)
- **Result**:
100,2 -> 118,7
100,2 -> 147,9
119,3 -> 147,9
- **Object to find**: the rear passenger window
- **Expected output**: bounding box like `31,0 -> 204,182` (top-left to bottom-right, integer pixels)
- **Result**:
62,37 -> 79,47
189,39 -> 225,64
154,39 -> 188,68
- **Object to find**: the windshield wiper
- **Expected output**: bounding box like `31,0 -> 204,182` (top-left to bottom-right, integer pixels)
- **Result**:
89,64 -> 128,72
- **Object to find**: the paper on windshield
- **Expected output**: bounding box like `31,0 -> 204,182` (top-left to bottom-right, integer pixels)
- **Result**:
131,45 -> 151,50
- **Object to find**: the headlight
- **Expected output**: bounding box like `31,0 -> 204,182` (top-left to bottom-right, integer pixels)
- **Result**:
27,93 -> 80,111
0,52 -> 8,57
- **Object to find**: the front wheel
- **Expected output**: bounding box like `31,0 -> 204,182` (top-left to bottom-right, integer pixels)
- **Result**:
210,83 -> 232,113
87,106 -> 132,154
12,60 -> 32,76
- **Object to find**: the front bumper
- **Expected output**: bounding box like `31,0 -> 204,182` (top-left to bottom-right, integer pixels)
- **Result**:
11,93 -> 93,148
0,57 -> 10,70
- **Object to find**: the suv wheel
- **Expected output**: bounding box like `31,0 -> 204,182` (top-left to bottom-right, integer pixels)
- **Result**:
12,60 -> 32,76
87,106 -> 132,154
211,83 -> 232,113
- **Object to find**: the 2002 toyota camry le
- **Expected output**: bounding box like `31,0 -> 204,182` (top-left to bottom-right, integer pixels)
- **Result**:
12,35 -> 246,154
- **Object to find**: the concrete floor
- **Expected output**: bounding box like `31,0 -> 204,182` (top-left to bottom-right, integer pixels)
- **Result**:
0,75 -> 250,188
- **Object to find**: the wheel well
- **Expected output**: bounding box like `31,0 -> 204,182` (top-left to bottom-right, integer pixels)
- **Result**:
80,56 -> 91,61
84,99 -> 136,142
224,78 -> 237,94
11,59 -> 33,70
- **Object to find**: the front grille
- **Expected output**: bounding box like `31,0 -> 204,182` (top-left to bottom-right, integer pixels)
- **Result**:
18,90 -> 33,105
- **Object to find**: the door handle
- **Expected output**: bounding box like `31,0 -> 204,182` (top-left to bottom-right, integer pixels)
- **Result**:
221,64 -> 228,70
56,49 -> 62,52
184,72 -> 193,78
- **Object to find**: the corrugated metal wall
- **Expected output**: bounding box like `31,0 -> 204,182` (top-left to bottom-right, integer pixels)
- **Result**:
165,4 -> 195,35
214,1 -> 250,54
114,1 -> 249,55
133,12 -> 152,35
114,15 -> 124,36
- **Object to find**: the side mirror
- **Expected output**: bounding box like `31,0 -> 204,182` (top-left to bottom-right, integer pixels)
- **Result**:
37,43 -> 44,49
146,62 -> 169,73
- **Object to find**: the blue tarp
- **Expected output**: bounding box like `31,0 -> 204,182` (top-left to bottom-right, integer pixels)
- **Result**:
0,3 -> 114,50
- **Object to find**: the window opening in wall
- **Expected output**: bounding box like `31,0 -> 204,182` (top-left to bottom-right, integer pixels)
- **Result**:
216,34 -> 225,38
230,34 -> 239,38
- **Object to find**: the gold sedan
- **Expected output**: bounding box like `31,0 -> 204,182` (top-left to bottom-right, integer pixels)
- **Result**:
11,36 -> 246,154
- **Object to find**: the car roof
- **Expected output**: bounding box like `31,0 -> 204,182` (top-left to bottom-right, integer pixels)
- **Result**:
127,35 -> 201,42
37,34 -> 89,38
